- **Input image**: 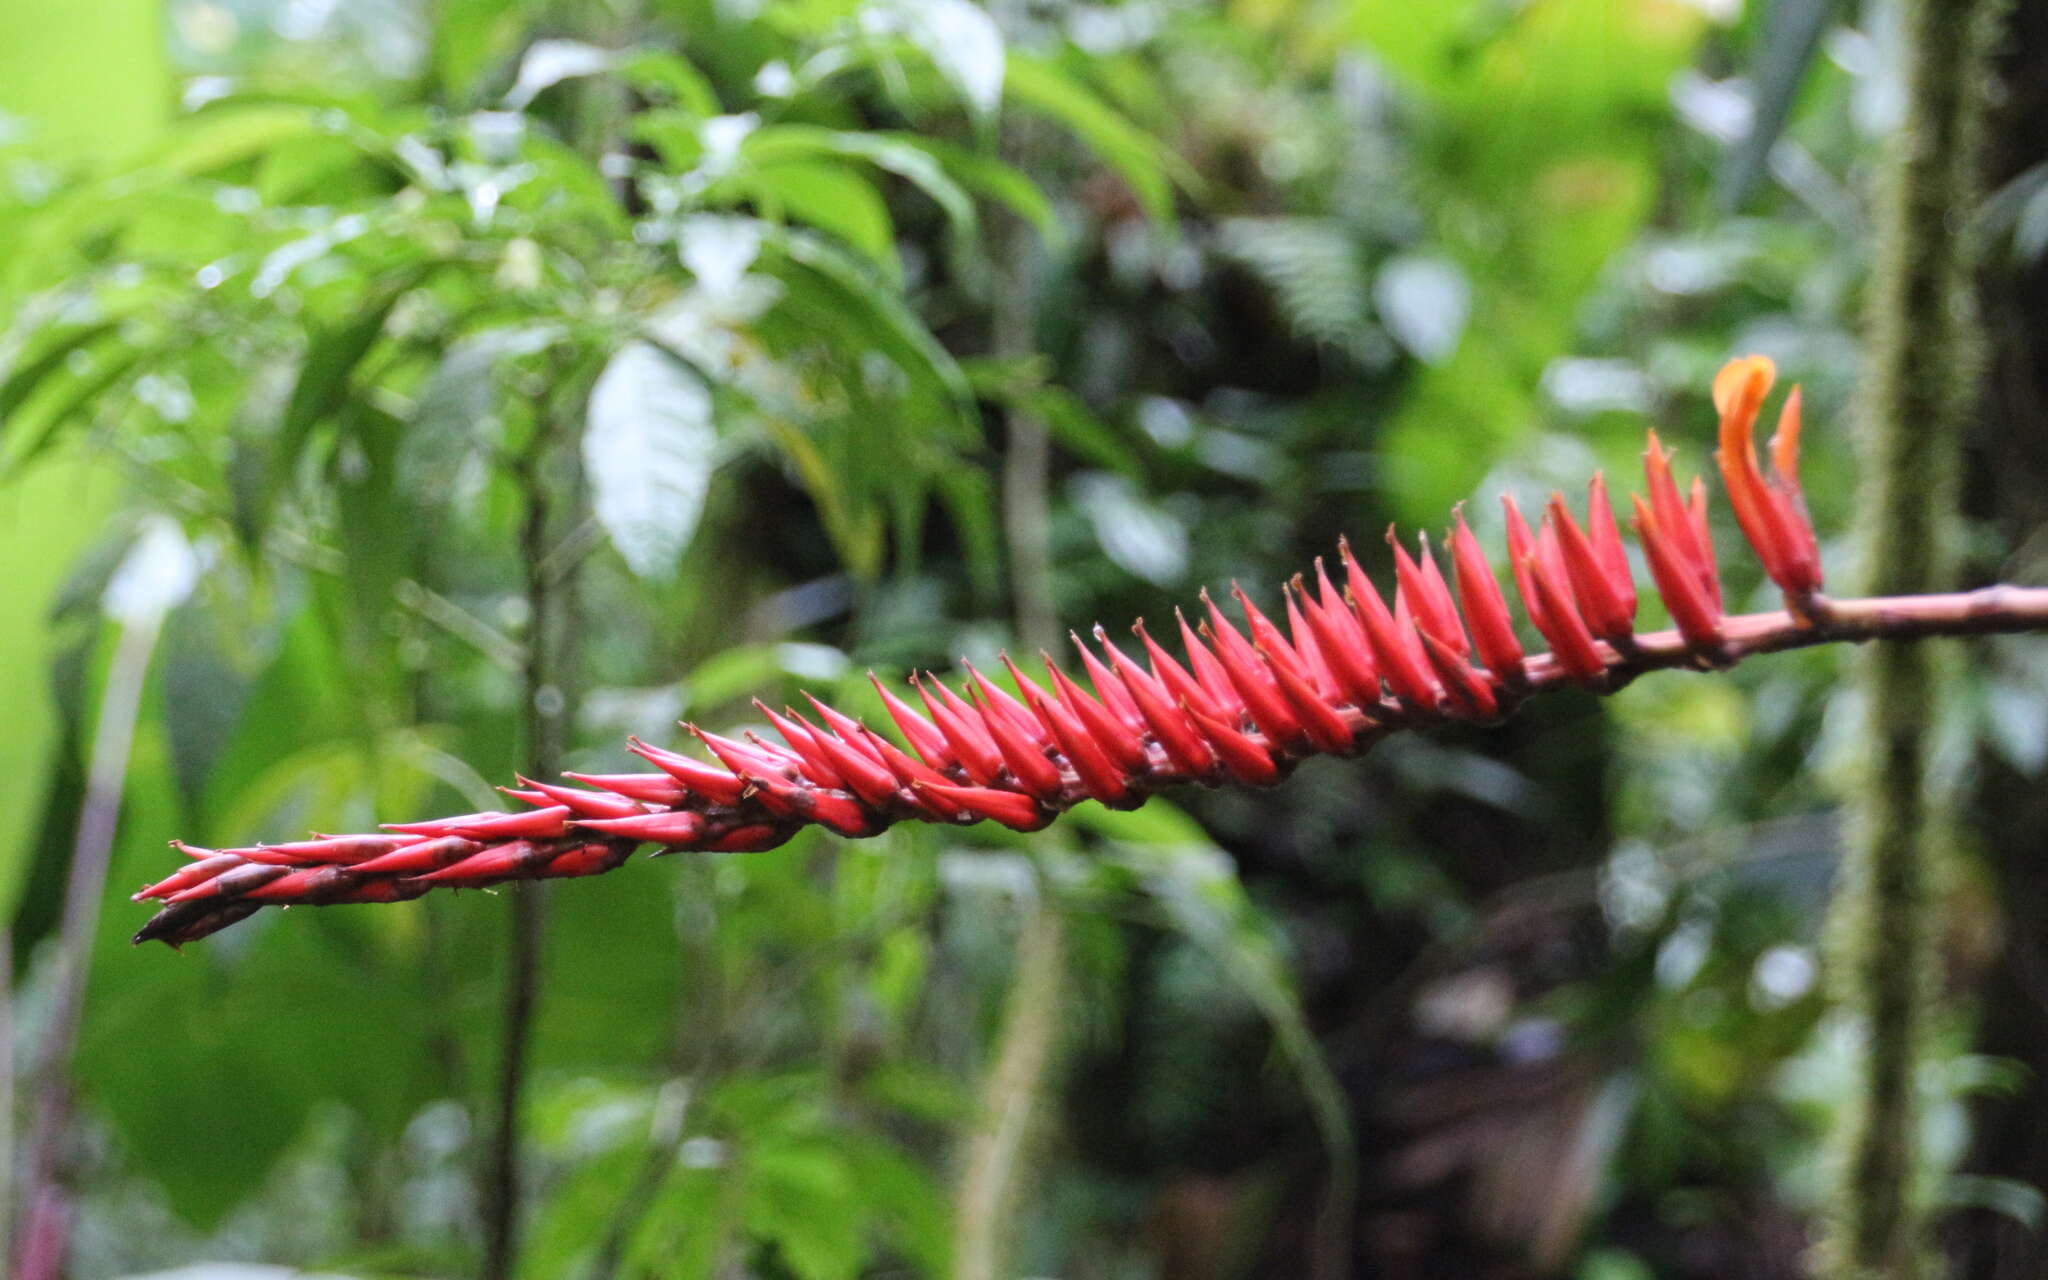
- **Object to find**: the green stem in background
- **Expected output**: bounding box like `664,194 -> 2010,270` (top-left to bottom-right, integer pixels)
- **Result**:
477,5 -> 624,1264
953,173 -> 1067,1280
13,612 -> 166,1280
480,379 -> 584,1280
1824,0 -> 2007,1275
953,903 -> 1066,1280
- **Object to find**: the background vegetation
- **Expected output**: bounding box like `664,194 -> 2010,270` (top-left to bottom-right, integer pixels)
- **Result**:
1,0 -> 2044,1277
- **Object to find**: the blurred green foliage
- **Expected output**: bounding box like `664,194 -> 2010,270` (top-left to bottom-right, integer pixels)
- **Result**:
1,1 -> 2042,1278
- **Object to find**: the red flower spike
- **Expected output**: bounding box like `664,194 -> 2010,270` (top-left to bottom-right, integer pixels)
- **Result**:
151,356 -> 2035,948
1449,510 -> 1524,683
1300,560 -> 1382,707
727,765 -> 873,837
1133,620 -> 1225,723
1070,631 -> 1145,732
694,725 -> 801,780
962,660 -> 1050,748
1765,386 -> 1822,593
1340,538 -> 1440,708
912,780 -> 1051,831
1041,654 -> 1149,772
563,772 -> 690,805
796,787 -> 881,839
1416,534 -> 1469,657
1686,476 -> 1722,609
514,775 -> 648,819
1099,628 -> 1218,776
1257,635 -> 1356,753
1177,697 -> 1281,786
719,763 -> 798,817
1175,609 -> 1245,718
803,695 -> 892,768
1643,432 -> 1716,605
574,811 -> 710,844
1714,355 -> 1822,600
1229,584 -> 1304,672
1585,474 -> 1637,618
325,879 -> 433,905
348,835 -> 487,876
705,823 -> 793,853
870,672 -> 956,769
1500,494 -> 1552,637
631,738 -> 750,800
1025,682 -> 1132,805
253,834 -> 425,864
1419,632 -> 1499,721
793,713 -> 903,808
1282,587 -> 1341,700
167,861 -> 290,904
856,728 -> 966,818
1389,529 -> 1466,656
1546,493 -> 1635,643
544,843 -> 632,878
241,866 -> 364,904
1770,384 -> 1802,478
134,852 -> 245,901
386,807 -> 572,842
1521,550 -> 1608,683
915,675 -> 1006,786
1631,496 -> 1724,650
380,811 -> 508,838
456,807 -> 572,840
1392,587 -> 1420,655
208,846 -> 323,868
998,652 -> 1056,712
999,652 -> 1064,730
1201,590 -> 1304,745
753,702 -> 844,788
968,687 -> 1065,799
408,840 -> 551,887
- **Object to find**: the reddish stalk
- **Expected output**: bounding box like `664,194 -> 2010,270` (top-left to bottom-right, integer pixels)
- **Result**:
131,361 -> 2048,948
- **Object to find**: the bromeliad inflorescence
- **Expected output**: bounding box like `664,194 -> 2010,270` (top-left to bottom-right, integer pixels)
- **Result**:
134,358 -> 2048,947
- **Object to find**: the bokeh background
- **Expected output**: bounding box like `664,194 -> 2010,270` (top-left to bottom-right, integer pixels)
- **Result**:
1,0 -> 2045,1277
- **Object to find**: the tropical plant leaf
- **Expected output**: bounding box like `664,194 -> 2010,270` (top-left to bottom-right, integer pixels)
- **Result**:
585,340 -> 721,580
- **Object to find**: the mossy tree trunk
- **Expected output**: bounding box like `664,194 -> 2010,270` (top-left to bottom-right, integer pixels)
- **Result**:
1824,0 -> 2007,1275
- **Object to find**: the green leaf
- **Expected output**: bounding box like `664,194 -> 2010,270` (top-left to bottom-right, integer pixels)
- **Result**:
935,468 -> 1001,598
504,38 -> 620,109
764,225 -> 973,415
1003,53 -> 1190,225
743,161 -> 900,283
0,320 -> 122,426
147,102 -> 321,178
0,345 -> 149,478
1716,0 -> 1831,211
965,359 -> 1142,479
908,137 -> 1059,241
334,402 -> 410,632
619,48 -> 722,117
867,0 -> 1004,118
277,275 -> 418,474
743,125 -> 978,247
430,0 -> 530,101
585,341 -> 720,579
